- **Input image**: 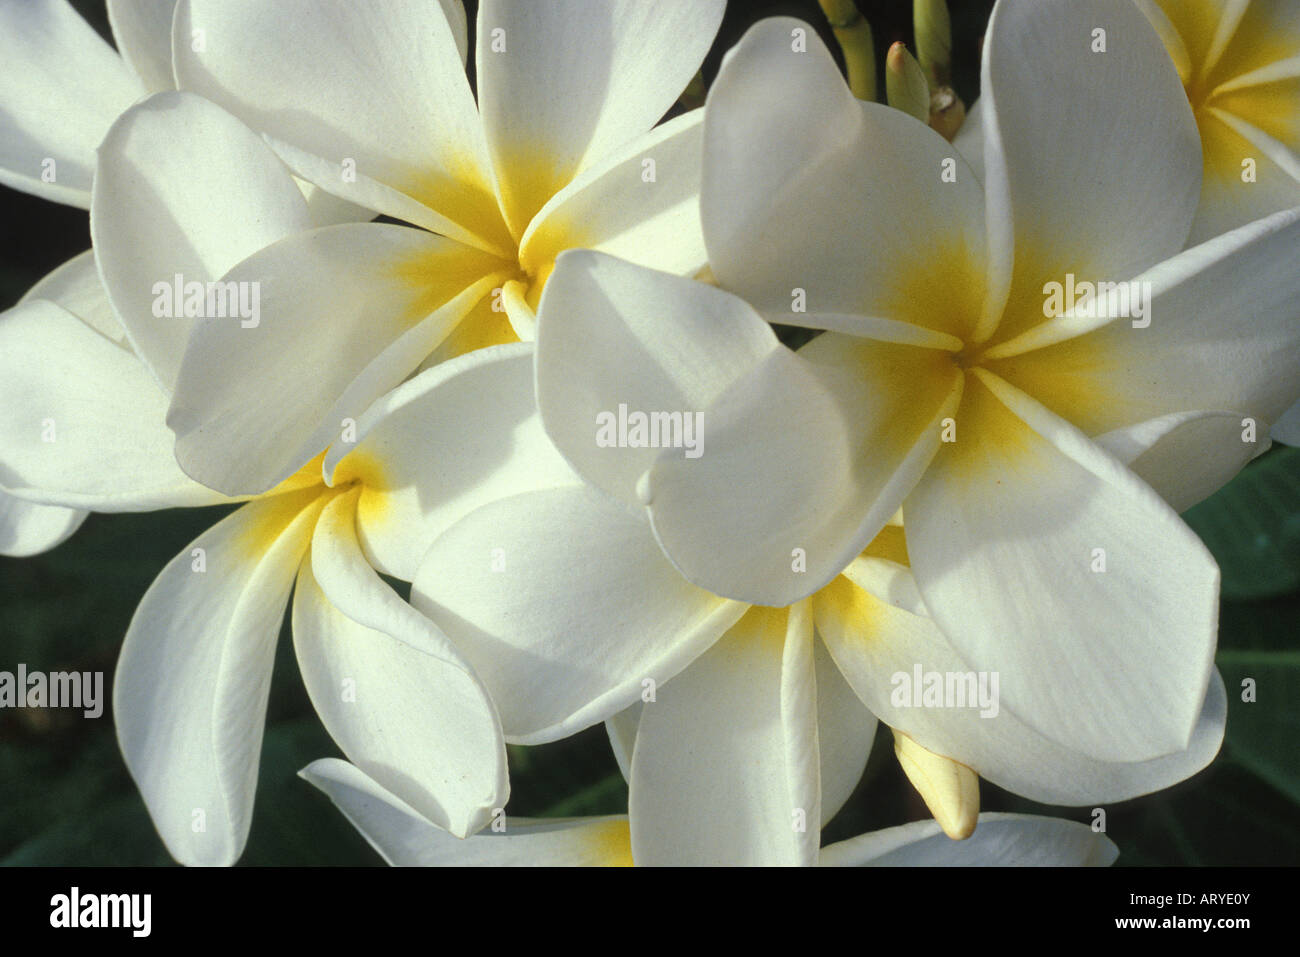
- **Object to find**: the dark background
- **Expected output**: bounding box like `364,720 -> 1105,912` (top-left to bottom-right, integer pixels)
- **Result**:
0,0 -> 1296,866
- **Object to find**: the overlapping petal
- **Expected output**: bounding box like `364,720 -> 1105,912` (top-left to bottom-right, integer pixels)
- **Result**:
816,573 -> 1226,805
412,484 -> 746,744
628,604 -> 819,867
292,492 -> 507,838
645,331 -> 960,606
475,0 -> 723,237
107,0 -> 178,94
0,299 -> 226,510
979,0 -> 1201,344
302,759 -> 632,866
987,206 -> 1300,437
535,250 -> 783,508
165,223 -> 509,495
327,344 -> 580,581
905,371 -> 1218,761
702,17 -> 990,340
114,487 -> 325,866
174,0 -> 505,254
0,0 -> 145,207
821,813 -> 1118,866
91,91 -> 313,389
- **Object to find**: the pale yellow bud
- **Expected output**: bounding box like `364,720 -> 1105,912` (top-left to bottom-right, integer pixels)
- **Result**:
893,728 -> 979,840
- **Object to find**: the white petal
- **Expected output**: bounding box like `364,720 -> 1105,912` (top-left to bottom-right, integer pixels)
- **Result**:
328,343 -> 580,581
535,250 -> 780,508
815,574 -> 1226,806
1094,410 -> 1262,512
702,17 -> 990,341
475,0 -> 723,237
605,703 -> 642,783
292,492 -> 507,838
988,206 -> 1300,435
628,604 -> 818,866
114,487 -> 325,865
520,109 -> 708,280
0,492 -> 85,558
411,484 -> 745,744
905,370 -> 1218,762
91,91 -> 312,389
951,97 -> 986,183
0,0 -> 144,207
821,813 -> 1118,866
1189,106 -> 1300,243
814,634 -> 877,825
20,249 -> 124,345
166,224 -> 509,496
175,0 -> 506,254
0,299 -> 226,511
645,332 -> 961,606
979,0 -> 1201,344
301,759 -> 632,866
107,0 -> 177,93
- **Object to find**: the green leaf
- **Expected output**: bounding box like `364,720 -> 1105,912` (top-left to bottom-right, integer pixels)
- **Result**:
1183,446 -> 1300,599
1216,649 -> 1300,805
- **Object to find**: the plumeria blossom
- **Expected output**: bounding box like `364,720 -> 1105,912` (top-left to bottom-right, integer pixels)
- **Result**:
300,758 -> 1120,867
399,291 -> 1226,865
1,248 -> 577,864
0,0 -> 360,555
594,2 -> 1300,766
1137,0 -> 1300,445
90,0 -> 724,498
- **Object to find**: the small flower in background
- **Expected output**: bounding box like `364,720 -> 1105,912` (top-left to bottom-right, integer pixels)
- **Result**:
1136,0 -> 1300,243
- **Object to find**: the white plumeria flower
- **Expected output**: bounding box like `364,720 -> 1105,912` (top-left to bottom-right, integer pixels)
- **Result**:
90,0 -> 724,497
0,0 -> 360,554
395,313 -> 1224,865
301,758 -> 1120,867
1137,0 -> 1300,445
596,3 -> 1300,765
1,240 -> 573,864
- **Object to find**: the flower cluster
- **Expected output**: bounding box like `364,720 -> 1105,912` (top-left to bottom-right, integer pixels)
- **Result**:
2,0 -> 1297,867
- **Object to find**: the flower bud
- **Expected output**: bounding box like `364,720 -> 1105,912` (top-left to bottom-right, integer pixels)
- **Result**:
893,728 -> 979,840
913,0 -> 953,88
886,42 -> 931,123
